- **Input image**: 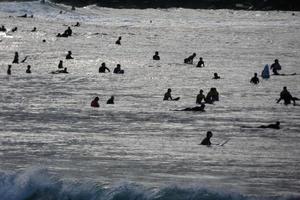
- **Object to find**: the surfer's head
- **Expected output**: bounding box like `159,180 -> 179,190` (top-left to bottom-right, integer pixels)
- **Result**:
167,88 -> 171,93
276,121 -> 280,126
207,131 -> 213,138
275,59 -> 279,63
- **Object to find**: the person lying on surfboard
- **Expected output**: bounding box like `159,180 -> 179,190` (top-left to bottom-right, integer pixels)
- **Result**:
163,88 -> 180,101
241,121 -> 280,129
196,89 -> 206,104
174,103 -> 205,112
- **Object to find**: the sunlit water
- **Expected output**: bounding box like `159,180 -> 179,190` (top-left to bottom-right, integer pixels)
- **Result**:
0,1 -> 300,199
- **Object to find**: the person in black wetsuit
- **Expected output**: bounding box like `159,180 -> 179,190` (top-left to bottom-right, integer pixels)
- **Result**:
107,96 -> 114,104
196,89 -> 205,104
58,60 -> 63,69
163,88 -> 173,101
270,59 -> 282,75
115,36 -> 121,45
12,52 -> 19,64
277,86 -> 298,105
176,103 -> 205,112
0,25 -> 7,32
26,65 -> 31,73
66,51 -> 73,59
196,57 -> 205,67
250,73 -> 259,84
91,97 -> 99,108
7,65 -> 12,75
153,51 -> 160,60
205,88 -> 219,104
113,64 -> 124,74
200,131 -> 213,146
258,121 -> 280,129
184,53 -> 196,64
12,27 -> 18,32
31,27 -> 37,32
213,73 -> 220,79
99,62 -> 110,73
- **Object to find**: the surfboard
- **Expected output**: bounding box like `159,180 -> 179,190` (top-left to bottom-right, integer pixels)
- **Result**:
173,97 -> 180,101
261,64 -> 270,79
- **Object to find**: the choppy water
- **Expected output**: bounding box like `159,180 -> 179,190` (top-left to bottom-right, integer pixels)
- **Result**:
0,1 -> 300,199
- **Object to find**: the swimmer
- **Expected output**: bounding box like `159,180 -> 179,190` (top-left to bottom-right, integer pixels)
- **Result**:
58,60 -> 63,69
99,62 -> 110,73
91,97 -> 100,108
196,57 -> 205,67
270,59 -> 282,75
200,131 -> 213,146
107,96 -> 114,104
250,73 -> 259,84
277,86 -> 298,106
184,53 -> 196,64
163,88 -> 173,101
153,51 -> 160,60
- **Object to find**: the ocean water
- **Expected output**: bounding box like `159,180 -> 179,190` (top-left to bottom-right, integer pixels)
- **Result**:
0,1 -> 300,199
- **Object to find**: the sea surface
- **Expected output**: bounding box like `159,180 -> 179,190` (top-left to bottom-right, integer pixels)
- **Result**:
0,1 -> 300,200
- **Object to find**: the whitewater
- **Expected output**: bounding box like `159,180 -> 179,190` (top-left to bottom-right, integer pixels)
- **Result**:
0,1 -> 300,199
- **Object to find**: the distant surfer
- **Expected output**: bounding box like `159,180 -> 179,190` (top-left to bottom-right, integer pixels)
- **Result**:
196,57 -> 205,67
91,97 -> 100,108
196,89 -> 206,104
241,121 -> 280,129
11,27 -> 17,32
58,60 -> 63,69
99,62 -> 110,73
12,52 -> 19,64
200,131 -> 213,146
153,51 -> 160,60
213,73 -> 220,79
7,65 -> 12,75
0,25 -> 6,32
175,103 -> 205,112
250,73 -> 259,84
184,53 -> 196,64
205,88 -> 219,104
31,27 -> 37,32
270,59 -> 281,75
113,64 -> 124,74
115,36 -> 122,45
107,96 -> 114,104
261,64 -> 270,79
163,88 -> 178,101
277,86 -> 298,106
66,51 -> 73,59
26,65 -> 31,73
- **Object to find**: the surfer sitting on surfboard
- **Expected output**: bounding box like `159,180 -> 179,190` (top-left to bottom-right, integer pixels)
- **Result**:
196,89 -> 206,104
200,131 -> 213,146
270,59 -> 281,75
184,53 -> 196,64
91,97 -> 100,108
241,121 -> 280,129
153,51 -> 160,60
163,88 -> 179,101
277,86 -> 299,106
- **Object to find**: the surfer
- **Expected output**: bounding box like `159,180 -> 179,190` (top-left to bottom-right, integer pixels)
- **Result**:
7,65 -> 12,75
26,65 -> 31,73
91,97 -> 100,108
107,96 -> 114,104
258,121 -> 280,129
184,53 -> 196,64
163,88 -> 173,101
31,27 -> 37,32
74,22 -> 80,27
250,73 -> 259,84
277,86 -> 298,106
196,89 -> 206,104
51,67 -> 68,74
196,57 -> 205,67
200,131 -> 213,146
12,27 -> 18,32
99,62 -> 110,73
115,36 -> 122,45
113,64 -> 124,74
261,64 -> 270,79
270,59 -> 281,75
64,27 -> 72,36
66,51 -> 73,59
58,60 -> 63,69
175,103 -> 205,112
153,51 -> 160,60
213,73 -> 220,79
205,88 -> 219,104
0,25 -> 6,32
12,52 -> 19,64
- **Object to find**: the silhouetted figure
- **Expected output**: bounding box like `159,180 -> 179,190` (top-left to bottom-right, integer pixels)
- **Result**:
21,56 -> 28,63
196,89 -> 205,104
213,73 -> 220,79
31,27 -> 37,32
74,22 -> 80,27
261,64 -> 270,79
99,62 -> 110,73
64,26 -> 72,36
270,59 -> 282,75
205,88 -> 219,104
12,27 -> 17,32
163,88 -> 173,101
196,57 -> 205,67
115,36 -> 121,45
91,97 -> 100,108
258,121 -> 280,129
66,51 -> 73,59
176,103 -> 205,112
153,51 -> 160,60
7,65 -> 12,75
277,86 -> 298,105
18,14 -> 27,18
113,64 -> 124,74
12,52 -> 19,64
107,96 -> 114,104
26,65 -> 31,73
250,73 -> 259,84
0,25 -> 6,32
51,67 -> 68,74
71,5 -> 76,10
58,60 -> 63,69
184,53 -> 196,64
200,131 -> 213,146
